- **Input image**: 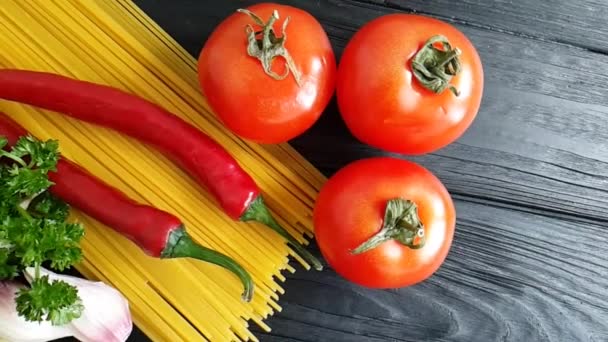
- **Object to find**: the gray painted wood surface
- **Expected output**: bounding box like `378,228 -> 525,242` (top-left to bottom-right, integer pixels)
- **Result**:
128,1 -> 608,341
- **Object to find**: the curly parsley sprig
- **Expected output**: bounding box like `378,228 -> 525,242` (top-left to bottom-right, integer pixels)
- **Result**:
0,135 -> 85,326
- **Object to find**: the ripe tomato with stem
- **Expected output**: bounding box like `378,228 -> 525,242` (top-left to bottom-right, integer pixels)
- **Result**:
336,14 -> 484,155
198,3 -> 336,144
313,157 -> 456,288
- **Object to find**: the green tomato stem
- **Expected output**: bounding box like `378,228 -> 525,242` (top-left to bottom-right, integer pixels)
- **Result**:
351,198 -> 426,254
411,35 -> 462,96
237,8 -> 302,86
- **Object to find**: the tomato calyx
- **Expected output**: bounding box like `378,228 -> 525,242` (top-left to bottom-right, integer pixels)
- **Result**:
411,35 -> 462,96
237,8 -> 303,86
351,198 -> 426,254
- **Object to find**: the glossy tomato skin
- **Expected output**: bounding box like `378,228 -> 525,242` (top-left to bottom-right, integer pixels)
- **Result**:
313,157 -> 455,288
198,3 -> 336,144
336,14 -> 484,155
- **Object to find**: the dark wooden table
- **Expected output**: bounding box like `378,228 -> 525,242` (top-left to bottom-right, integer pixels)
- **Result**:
129,1 -> 608,341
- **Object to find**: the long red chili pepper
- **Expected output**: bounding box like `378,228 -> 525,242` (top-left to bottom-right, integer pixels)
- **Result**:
0,112 -> 254,301
0,69 -> 322,270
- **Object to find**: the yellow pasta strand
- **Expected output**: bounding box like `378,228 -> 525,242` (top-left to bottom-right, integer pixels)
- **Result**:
0,1 -> 327,341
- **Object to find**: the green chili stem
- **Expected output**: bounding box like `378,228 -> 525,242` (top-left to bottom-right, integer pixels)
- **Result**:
162,228 -> 254,302
242,196 -> 323,271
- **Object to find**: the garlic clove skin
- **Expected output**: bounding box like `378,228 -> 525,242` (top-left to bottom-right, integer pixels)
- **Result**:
24,267 -> 133,342
0,281 -> 73,342
69,279 -> 133,342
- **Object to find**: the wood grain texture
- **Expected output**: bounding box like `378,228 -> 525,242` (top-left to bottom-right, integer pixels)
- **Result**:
357,0 -> 608,54
251,202 -> 608,342
128,0 -> 608,341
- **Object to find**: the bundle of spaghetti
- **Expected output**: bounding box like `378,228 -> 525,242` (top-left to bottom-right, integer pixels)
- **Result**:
0,1 -> 327,341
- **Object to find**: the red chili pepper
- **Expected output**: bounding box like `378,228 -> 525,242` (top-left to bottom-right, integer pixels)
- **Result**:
0,112 -> 254,301
0,69 -> 322,270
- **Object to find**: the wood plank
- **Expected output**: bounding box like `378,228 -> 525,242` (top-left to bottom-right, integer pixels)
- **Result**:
251,202 -> 608,341
142,0 -> 608,55
355,0 -> 608,53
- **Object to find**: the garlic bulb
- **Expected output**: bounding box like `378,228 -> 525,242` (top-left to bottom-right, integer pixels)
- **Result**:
0,281 -> 73,342
23,267 -> 133,342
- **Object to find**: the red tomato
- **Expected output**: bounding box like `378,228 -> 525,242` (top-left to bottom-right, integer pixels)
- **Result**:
336,14 -> 484,154
198,3 -> 336,144
313,157 -> 455,288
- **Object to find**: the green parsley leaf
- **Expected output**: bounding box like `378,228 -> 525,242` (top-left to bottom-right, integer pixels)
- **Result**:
47,222 -> 85,271
5,166 -> 53,197
6,216 -> 84,270
29,191 -> 70,221
16,275 -> 84,325
11,135 -> 60,172
0,222 -> 8,245
0,248 -> 18,279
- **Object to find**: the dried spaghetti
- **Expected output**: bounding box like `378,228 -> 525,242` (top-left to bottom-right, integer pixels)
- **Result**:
0,1 -> 325,341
